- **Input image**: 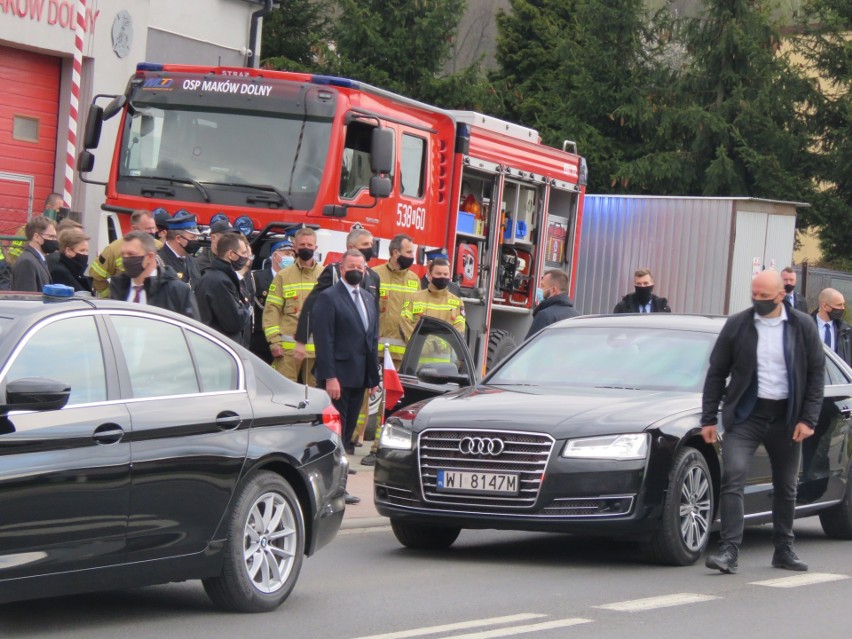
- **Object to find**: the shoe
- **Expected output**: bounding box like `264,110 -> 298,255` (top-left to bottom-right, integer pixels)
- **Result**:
354,441 -> 363,448
361,453 -> 377,467
348,468 -> 357,475
705,544 -> 738,574
772,547 -> 808,571
344,444 -> 355,455
344,492 -> 361,505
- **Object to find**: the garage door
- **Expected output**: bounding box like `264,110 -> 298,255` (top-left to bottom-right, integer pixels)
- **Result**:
0,46 -> 61,235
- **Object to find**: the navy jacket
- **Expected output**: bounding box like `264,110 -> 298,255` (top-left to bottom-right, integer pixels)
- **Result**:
295,262 -> 380,343
313,280 -> 380,389
526,293 -> 579,339
702,306 -> 825,433
811,310 -> 852,368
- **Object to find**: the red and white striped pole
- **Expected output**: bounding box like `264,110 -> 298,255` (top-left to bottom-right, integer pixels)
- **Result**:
63,0 -> 87,209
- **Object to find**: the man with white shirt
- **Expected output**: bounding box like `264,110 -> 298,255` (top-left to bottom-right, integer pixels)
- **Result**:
812,288 -> 851,367
312,250 -> 380,505
109,231 -> 198,319
700,270 -> 824,574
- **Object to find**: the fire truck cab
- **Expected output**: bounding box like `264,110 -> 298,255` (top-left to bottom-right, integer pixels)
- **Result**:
80,63 -> 587,370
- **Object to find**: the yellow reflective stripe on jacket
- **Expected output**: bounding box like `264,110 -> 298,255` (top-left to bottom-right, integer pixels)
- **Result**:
380,281 -> 420,295
89,260 -> 109,278
281,282 -> 317,291
266,293 -> 285,306
276,334 -> 316,354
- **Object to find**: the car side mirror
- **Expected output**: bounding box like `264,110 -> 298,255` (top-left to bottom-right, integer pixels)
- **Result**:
77,150 -> 95,173
370,128 -> 394,175
369,175 -> 392,199
83,104 -> 104,149
1,377 -> 71,413
417,363 -> 470,386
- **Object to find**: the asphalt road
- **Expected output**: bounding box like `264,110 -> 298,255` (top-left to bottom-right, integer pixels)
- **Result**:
3,518 -> 852,639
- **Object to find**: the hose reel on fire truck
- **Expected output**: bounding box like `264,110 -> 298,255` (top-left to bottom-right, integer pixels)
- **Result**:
497,246 -> 532,306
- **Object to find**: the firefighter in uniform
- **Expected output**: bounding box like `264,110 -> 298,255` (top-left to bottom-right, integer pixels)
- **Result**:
263,228 -> 323,385
249,239 -> 296,364
89,209 -> 161,297
401,257 -> 466,342
359,234 -> 420,465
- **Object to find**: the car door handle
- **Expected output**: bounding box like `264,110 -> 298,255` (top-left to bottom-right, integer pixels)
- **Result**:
841,408 -> 852,419
93,423 -> 124,445
216,412 -> 242,431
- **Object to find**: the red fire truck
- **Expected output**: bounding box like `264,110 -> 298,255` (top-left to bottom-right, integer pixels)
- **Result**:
80,62 -> 587,370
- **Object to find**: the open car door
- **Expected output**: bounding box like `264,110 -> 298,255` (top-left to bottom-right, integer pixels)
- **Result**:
391,316 -> 477,414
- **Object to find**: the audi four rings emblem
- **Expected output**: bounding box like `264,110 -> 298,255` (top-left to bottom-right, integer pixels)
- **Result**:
459,436 -> 505,456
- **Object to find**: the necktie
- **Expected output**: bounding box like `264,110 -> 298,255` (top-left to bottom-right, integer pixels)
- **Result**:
787,295 -> 793,307
132,285 -> 144,303
353,288 -> 368,330
824,323 -> 832,348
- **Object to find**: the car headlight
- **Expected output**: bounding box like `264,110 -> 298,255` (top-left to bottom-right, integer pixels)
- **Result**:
561,433 -> 649,460
379,421 -> 413,451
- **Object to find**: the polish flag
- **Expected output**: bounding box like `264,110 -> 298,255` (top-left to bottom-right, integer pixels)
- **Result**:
383,347 -> 404,414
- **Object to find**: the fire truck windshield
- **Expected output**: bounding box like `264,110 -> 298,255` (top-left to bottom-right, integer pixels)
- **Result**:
116,105 -> 333,210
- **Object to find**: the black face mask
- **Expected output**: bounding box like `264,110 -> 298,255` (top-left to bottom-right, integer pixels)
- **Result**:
784,284 -> 795,294
123,255 -> 146,279
752,298 -> 779,317
230,255 -> 249,271
431,277 -> 450,290
358,247 -> 374,262
828,308 -> 845,322
297,248 -> 315,262
634,285 -> 653,305
397,255 -> 415,270
69,253 -> 89,271
344,269 -> 364,286
183,239 -> 201,255
41,238 -> 59,255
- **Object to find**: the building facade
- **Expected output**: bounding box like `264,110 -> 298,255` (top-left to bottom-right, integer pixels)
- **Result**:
0,0 -> 271,236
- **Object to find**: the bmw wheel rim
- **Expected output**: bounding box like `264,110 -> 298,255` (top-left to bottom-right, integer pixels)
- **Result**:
243,491 -> 298,594
679,465 -> 711,552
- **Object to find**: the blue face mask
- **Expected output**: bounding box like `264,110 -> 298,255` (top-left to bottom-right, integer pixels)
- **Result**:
278,255 -> 295,270
535,288 -> 545,304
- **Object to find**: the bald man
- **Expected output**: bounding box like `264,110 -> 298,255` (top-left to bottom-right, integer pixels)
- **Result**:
812,288 -> 852,367
701,270 -> 824,574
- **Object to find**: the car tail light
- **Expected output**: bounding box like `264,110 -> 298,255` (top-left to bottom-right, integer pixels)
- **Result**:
322,406 -> 342,436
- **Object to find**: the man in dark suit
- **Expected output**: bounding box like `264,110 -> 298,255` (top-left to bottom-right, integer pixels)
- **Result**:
312,249 -> 380,506
701,270 -> 824,575
11,215 -> 57,292
781,266 -> 808,312
811,287 -> 852,366
613,268 -> 671,313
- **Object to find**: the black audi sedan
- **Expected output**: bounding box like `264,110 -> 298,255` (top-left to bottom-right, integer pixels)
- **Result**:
0,294 -> 347,611
375,314 -> 852,565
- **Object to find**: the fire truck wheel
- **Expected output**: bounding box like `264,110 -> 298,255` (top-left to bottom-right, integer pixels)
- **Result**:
486,329 -> 517,371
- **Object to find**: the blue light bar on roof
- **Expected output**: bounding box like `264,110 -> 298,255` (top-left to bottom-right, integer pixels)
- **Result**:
136,62 -> 165,72
311,75 -> 359,89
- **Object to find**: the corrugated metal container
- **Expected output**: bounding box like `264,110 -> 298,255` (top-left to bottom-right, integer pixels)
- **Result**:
574,196 -> 804,316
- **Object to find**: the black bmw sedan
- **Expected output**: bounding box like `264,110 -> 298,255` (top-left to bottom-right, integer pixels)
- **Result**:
0,295 -> 347,611
375,314 -> 852,565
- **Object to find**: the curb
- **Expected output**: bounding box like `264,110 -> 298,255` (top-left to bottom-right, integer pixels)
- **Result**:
340,516 -> 390,530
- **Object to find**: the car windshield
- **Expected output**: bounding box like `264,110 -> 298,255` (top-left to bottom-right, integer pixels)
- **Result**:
117,106 -> 332,204
487,327 -> 716,392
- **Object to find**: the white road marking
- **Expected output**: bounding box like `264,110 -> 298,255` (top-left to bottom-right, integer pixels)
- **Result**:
350,614 -> 547,639
749,573 -> 850,588
442,618 -> 594,639
594,593 -> 720,612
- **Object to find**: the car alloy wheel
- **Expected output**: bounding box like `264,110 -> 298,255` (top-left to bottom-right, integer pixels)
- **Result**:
243,491 -> 299,594
641,447 -> 713,565
679,464 -> 712,552
203,471 -> 305,612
